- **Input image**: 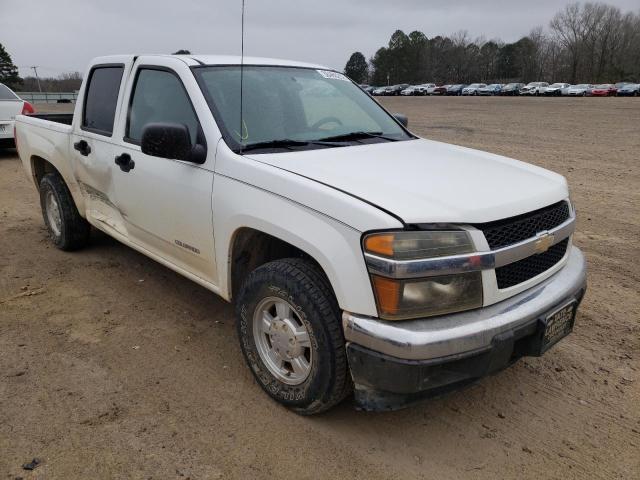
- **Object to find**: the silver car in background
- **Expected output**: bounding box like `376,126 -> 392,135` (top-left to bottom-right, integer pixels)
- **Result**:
461,83 -> 487,95
544,83 -> 571,96
567,84 -> 593,96
520,82 -> 549,95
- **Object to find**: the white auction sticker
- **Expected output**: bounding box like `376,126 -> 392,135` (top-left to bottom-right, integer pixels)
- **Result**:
317,70 -> 350,81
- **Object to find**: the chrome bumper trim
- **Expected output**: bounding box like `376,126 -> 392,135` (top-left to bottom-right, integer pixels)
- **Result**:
365,214 -> 575,279
344,246 -> 587,361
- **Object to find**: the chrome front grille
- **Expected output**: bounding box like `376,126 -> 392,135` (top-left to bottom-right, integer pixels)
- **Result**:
478,201 -> 570,250
476,201 -> 571,288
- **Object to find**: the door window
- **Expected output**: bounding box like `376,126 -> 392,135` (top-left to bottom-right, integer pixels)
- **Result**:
82,66 -> 124,135
126,68 -> 199,145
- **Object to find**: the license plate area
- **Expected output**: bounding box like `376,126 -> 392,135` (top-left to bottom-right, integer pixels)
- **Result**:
538,301 -> 577,354
0,124 -> 6,133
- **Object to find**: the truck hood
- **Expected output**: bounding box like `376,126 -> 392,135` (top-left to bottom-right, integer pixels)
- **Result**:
246,138 -> 568,224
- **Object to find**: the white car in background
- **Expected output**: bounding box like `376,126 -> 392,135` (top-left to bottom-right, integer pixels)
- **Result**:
567,84 -> 593,96
461,83 -> 487,95
0,83 -> 35,147
520,82 -> 549,96
544,83 -> 571,96
400,86 -> 420,96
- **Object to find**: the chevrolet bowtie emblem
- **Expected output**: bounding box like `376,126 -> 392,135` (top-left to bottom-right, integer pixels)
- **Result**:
534,232 -> 555,254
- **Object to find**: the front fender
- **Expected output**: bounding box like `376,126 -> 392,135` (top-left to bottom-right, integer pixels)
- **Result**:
212,175 -> 379,317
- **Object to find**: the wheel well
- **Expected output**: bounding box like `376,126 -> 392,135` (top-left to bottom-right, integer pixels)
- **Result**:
31,155 -> 59,186
229,228 -> 326,301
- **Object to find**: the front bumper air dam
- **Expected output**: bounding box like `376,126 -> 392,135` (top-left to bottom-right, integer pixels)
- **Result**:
343,246 -> 587,411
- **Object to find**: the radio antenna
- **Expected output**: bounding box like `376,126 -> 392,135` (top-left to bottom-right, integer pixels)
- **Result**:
239,0 -> 246,153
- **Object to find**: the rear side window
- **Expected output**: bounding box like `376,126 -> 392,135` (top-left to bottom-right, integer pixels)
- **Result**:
126,68 -> 199,145
82,66 -> 124,135
0,83 -> 19,101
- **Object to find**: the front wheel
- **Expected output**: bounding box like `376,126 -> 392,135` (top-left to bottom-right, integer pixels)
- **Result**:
235,258 -> 351,415
39,172 -> 90,251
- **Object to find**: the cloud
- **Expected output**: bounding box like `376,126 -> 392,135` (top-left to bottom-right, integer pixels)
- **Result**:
1,0 -> 638,76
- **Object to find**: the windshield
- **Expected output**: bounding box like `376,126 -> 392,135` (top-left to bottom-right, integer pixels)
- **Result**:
194,66 -> 411,153
0,83 -> 19,101
595,84 -> 611,88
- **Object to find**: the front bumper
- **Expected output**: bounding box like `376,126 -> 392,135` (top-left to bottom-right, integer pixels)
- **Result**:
343,246 -> 587,411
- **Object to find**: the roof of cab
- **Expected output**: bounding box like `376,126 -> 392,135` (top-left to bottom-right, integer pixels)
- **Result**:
185,55 -> 328,70
89,54 -> 329,70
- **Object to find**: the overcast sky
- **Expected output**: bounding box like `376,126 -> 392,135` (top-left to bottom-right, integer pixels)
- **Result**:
1,0 -> 638,77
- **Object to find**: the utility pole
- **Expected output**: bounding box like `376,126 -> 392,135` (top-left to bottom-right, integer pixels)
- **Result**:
30,66 -> 42,92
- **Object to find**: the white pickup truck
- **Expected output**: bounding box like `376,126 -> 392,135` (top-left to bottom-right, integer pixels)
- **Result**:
15,54 -> 587,414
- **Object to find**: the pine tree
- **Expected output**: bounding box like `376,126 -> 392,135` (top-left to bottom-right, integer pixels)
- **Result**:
0,43 -> 22,89
344,52 -> 369,84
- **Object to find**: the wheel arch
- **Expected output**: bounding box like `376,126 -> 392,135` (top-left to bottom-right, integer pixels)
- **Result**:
228,227 -> 334,302
30,155 -> 86,217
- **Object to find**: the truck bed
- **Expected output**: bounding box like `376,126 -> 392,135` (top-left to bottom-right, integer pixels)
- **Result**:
29,113 -> 73,125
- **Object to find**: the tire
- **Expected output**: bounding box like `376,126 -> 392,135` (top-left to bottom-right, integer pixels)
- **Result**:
39,172 -> 90,251
235,258 -> 351,415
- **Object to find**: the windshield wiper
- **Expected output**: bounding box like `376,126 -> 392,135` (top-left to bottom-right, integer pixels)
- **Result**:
317,131 -> 398,143
240,139 -> 309,152
240,138 -> 342,153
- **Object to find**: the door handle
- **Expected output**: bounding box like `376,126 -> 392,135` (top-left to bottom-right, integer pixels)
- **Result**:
114,153 -> 135,173
73,140 -> 91,156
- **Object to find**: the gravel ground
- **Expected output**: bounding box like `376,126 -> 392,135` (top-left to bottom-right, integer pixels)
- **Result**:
0,97 -> 638,479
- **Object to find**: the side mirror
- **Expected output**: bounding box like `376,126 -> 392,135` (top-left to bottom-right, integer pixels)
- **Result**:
141,123 -> 207,164
393,113 -> 408,128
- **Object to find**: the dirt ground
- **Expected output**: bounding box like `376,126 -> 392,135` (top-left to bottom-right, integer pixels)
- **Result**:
1,97 -> 638,479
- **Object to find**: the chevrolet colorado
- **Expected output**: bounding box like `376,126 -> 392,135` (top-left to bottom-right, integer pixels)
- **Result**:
15,54 -> 587,413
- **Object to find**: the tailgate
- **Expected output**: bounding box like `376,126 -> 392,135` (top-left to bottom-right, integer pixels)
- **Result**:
0,99 -> 23,121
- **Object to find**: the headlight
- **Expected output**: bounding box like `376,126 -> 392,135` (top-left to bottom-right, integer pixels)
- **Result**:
363,231 -> 483,320
364,230 -> 474,260
370,273 -> 483,320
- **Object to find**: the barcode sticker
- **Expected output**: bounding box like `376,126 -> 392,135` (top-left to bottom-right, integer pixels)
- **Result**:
317,70 -> 350,82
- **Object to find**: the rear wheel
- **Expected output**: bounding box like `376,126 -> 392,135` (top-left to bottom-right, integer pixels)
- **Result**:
235,258 -> 351,415
39,172 -> 90,251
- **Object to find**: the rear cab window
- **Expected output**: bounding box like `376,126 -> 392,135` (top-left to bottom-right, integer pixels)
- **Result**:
82,65 -> 124,136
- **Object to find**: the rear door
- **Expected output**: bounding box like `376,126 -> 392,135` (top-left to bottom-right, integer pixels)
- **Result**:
110,57 -> 217,283
70,58 -> 134,233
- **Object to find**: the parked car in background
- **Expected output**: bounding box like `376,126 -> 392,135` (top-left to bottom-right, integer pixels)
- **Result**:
589,84 -> 617,96
446,84 -> 467,95
520,82 -> 549,96
432,85 -> 449,95
425,84 -> 440,95
500,83 -> 525,96
0,83 -> 35,148
360,85 -> 375,95
372,86 -> 387,96
386,84 -> 410,96
478,84 -> 503,96
544,83 -> 571,96
400,86 -> 419,96
616,83 -> 640,96
567,84 -> 593,96
462,83 -> 487,95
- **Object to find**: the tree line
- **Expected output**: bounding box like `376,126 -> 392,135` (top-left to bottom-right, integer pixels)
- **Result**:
344,2 -> 640,85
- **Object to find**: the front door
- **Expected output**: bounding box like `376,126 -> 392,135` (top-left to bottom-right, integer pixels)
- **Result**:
111,65 -> 216,283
